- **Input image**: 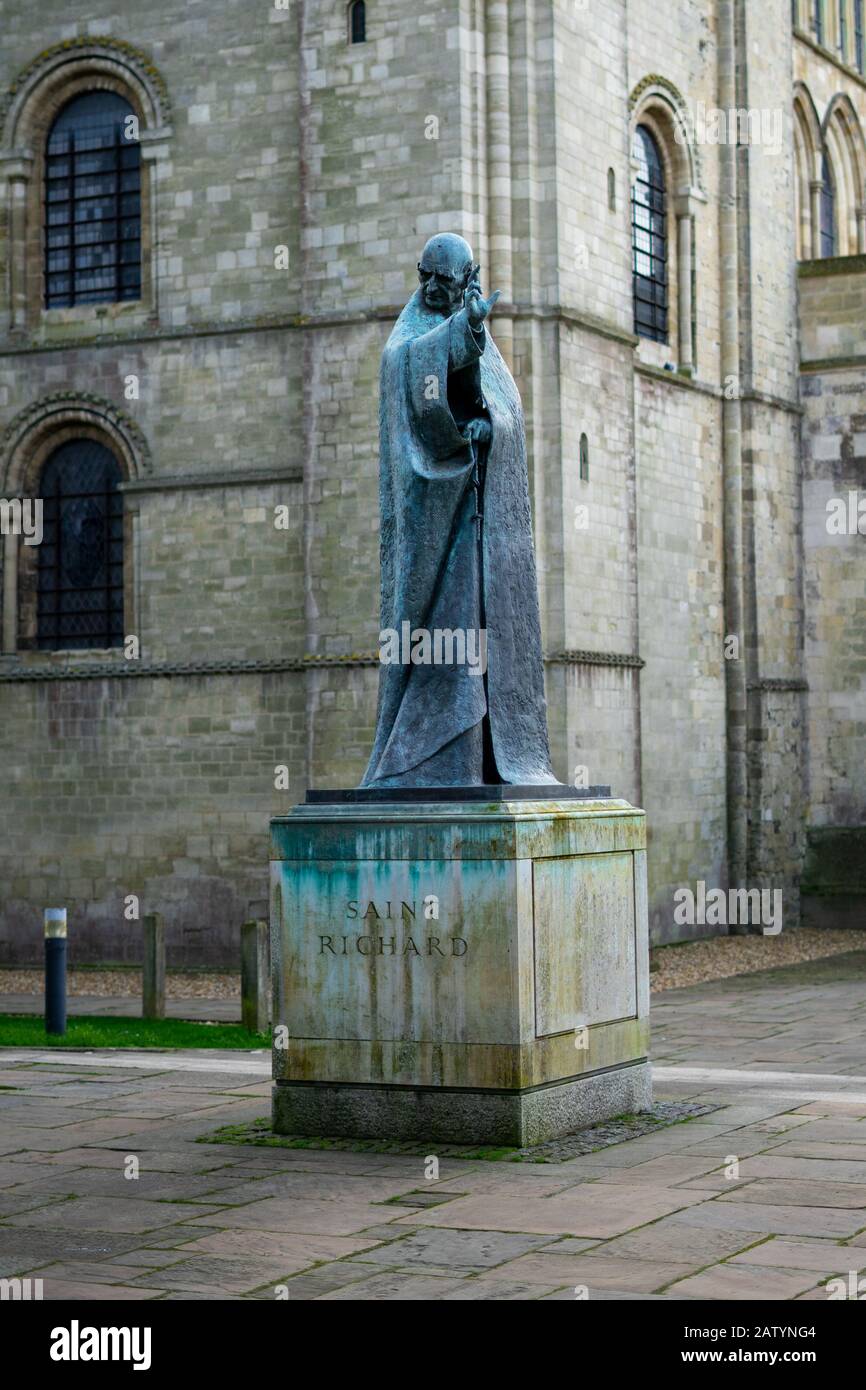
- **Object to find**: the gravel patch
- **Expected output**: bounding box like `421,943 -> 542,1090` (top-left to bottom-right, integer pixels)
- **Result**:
0,970 -> 240,1000
651,927 -> 866,993
3,930 -> 861,1001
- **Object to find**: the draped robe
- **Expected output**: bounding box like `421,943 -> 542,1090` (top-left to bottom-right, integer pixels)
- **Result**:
361,287 -> 558,788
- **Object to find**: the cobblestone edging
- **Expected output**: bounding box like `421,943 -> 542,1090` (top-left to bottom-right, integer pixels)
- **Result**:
199,1101 -> 719,1166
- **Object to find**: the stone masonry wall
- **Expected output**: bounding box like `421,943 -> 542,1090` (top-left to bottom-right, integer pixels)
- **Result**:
800,263 -> 866,831
0,2 -> 862,965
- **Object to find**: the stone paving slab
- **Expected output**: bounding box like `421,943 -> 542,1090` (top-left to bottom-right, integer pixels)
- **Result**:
729,1237 -> 866,1274
124,1254 -> 315,1294
714,1178 -> 866,1208
4,1196 -> 227,1233
664,1263 -> 826,1301
491,1251 -> 698,1292
182,1199 -> 407,1237
397,1186 -> 709,1237
663,1199 -> 865,1239
771,1141 -> 866,1160
35,1279 -> 163,1301
315,1272 -> 471,1301
17,1146 -> 243,1172
345,1227 -> 552,1270
0,1192 -> 71,1219
1,952 -> 865,1300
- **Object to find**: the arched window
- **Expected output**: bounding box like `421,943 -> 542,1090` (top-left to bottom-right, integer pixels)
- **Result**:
44,91 -> 142,309
632,125 -> 668,342
579,434 -> 590,482
820,153 -> 837,256
38,439 -> 124,650
349,1 -> 366,44
607,167 -> 616,212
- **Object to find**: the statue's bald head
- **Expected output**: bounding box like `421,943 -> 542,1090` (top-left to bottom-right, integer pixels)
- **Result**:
418,233 -> 476,315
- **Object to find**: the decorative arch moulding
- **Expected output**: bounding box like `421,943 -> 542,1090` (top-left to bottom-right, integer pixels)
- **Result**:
0,36 -> 172,149
794,81 -> 823,150
822,91 -> 866,184
0,391 -> 153,494
628,73 -> 706,198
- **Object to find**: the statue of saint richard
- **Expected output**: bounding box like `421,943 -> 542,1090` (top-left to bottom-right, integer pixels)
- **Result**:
362,233 -> 560,791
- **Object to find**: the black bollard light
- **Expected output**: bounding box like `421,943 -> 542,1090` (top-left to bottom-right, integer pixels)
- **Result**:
44,908 -> 67,1036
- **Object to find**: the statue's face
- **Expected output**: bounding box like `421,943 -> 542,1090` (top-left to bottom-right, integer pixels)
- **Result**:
418,238 -> 474,315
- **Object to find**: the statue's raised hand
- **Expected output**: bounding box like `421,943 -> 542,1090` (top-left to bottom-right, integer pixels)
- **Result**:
464,281 -> 501,328
463,418 -> 491,446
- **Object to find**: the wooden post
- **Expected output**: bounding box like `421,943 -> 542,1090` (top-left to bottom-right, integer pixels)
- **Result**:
142,913 -> 165,1019
241,919 -> 269,1034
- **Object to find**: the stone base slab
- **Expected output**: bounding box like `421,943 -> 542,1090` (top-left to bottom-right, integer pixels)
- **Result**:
272,1060 -> 652,1147
271,796 -> 651,1145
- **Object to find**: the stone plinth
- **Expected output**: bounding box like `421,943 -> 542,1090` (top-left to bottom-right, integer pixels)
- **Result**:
270,797 -> 651,1146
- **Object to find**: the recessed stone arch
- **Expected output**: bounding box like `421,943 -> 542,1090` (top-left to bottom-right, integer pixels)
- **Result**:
0,393 -> 148,654
629,76 -> 706,372
793,83 -> 823,258
823,92 -> 866,254
0,39 -> 172,331
629,75 -> 705,198
0,391 -> 150,495
0,37 -> 171,146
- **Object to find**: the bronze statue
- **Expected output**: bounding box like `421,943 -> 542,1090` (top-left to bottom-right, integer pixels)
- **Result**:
362,233 -> 559,790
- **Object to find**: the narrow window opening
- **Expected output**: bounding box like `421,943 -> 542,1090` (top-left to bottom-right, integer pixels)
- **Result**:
579,434 -> 590,482
820,153 -> 837,257
349,1 -> 366,44
632,124 -> 668,343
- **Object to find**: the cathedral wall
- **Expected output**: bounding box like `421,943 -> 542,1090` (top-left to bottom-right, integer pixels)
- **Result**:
800,266 -> 866,830
0,4 -> 305,965
0,668 -> 305,967
634,371 -> 728,942
0,1 -> 862,963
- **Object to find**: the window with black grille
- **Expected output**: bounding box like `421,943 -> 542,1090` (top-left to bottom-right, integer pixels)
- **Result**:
632,125 -> 668,343
44,91 -> 141,310
820,153 -> 837,257
37,440 -> 124,651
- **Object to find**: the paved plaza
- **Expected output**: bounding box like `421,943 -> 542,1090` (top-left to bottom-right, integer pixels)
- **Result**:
1,952 -> 865,1301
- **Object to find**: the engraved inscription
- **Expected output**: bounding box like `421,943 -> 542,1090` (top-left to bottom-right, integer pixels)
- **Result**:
346,898 -> 439,921
319,934 -> 467,958
316,898 -> 466,960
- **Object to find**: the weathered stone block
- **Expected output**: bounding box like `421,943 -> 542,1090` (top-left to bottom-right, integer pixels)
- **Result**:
270,796 -> 651,1145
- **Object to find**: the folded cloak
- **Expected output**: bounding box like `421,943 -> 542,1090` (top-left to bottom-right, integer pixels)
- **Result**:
361,287 -> 558,787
